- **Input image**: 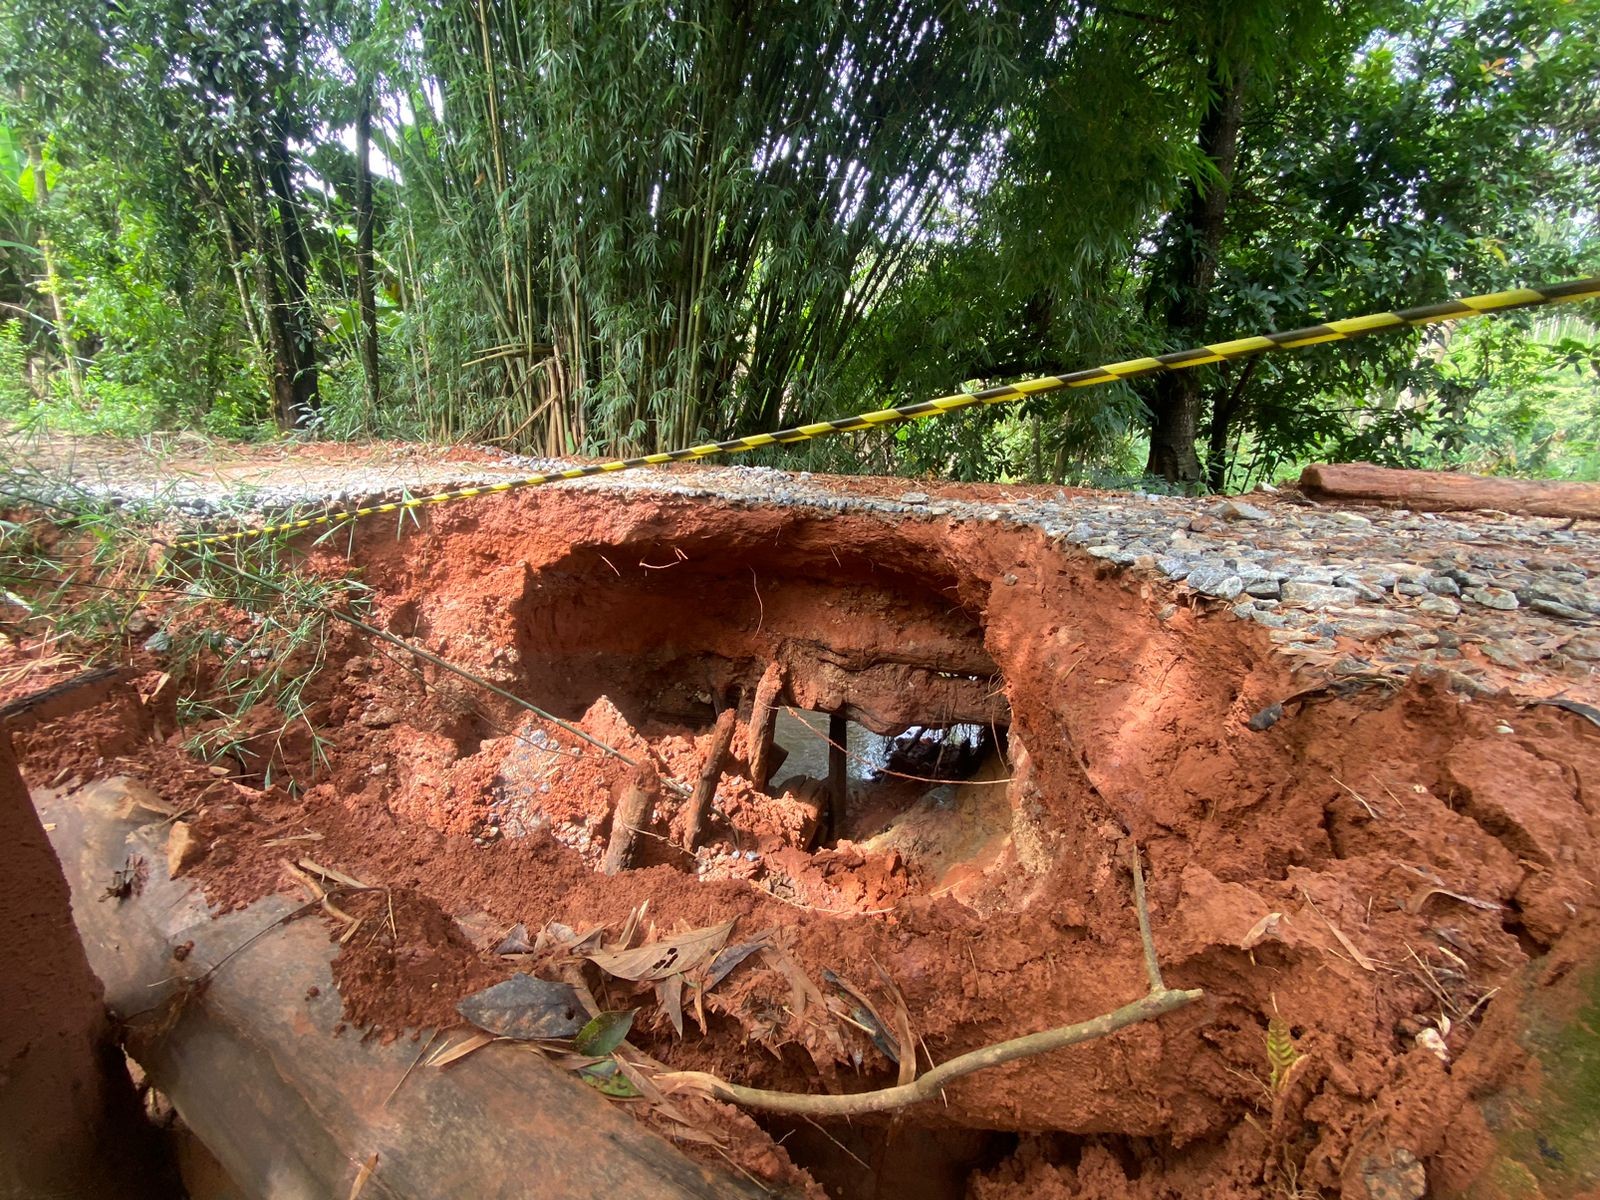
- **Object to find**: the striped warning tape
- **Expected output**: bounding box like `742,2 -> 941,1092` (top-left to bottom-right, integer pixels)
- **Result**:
180,276 -> 1600,546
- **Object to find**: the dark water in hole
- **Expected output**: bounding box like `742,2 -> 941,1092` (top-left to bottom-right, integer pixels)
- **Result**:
771,709 -> 988,788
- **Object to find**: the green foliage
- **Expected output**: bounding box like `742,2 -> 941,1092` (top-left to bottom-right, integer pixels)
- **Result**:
0,465 -> 368,786
0,0 -> 1595,487
388,0 -> 1038,455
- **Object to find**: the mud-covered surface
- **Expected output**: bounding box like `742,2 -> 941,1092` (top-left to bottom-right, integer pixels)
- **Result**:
5,449 -> 1600,1199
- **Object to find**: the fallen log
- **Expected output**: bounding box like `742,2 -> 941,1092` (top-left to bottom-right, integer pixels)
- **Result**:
36,778 -> 763,1200
1,742 -> 169,1199
1298,462 -> 1600,520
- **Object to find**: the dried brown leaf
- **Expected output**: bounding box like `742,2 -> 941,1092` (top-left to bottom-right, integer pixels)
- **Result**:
457,975 -> 588,1040
824,970 -> 899,1064
653,1070 -> 727,1101
656,973 -> 686,1037
1405,886 -> 1502,915
1239,912 -> 1285,950
704,937 -> 768,992
1299,889 -> 1376,972
495,922 -> 535,954
873,964 -> 917,1087
585,919 -> 736,982
346,1152 -> 378,1200
666,1123 -> 729,1148
297,858 -> 370,890
612,900 -> 650,951
427,1031 -> 495,1068
758,944 -> 824,1018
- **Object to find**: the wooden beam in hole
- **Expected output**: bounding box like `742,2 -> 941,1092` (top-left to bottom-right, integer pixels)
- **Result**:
747,662 -> 785,793
828,713 -> 848,841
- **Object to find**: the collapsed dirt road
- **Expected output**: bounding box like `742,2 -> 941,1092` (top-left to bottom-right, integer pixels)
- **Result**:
5,438 -> 1600,1199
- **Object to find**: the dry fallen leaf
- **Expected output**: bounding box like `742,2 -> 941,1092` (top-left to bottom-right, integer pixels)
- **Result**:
585,919 -> 736,982
456,975 -> 588,1040
427,1030 -> 495,1068
704,938 -> 769,993
346,1152 -> 379,1200
611,900 -> 650,951
495,922 -> 535,955
824,969 -> 900,1065
297,858 -> 370,890
873,963 -> 917,1087
1404,886 -> 1502,915
759,944 -> 825,1019
1299,889 -> 1376,972
656,973 -> 686,1037
653,1070 -> 727,1102
1239,912 -> 1285,950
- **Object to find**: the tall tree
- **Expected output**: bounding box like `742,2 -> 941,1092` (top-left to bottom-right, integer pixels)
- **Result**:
1193,0 -> 1600,489
4,0 -> 325,428
1138,0 -> 1346,484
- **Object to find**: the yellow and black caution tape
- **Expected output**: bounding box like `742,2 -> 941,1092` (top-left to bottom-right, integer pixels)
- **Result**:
182,276 -> 1600,546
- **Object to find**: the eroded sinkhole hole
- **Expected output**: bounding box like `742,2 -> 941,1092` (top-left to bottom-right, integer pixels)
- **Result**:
420,530 -> 1044,904
768,709 -> 1009,856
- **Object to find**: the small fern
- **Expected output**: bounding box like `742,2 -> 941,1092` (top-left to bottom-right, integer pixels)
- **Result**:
1267,1017 -> 1301,1091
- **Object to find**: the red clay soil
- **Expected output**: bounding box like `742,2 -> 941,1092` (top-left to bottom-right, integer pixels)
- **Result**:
8,483 -> 1600,1199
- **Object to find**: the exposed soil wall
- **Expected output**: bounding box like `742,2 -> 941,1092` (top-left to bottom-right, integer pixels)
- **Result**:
9,480 -> 1600,1199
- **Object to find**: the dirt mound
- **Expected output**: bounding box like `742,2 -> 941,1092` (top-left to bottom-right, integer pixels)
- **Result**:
10,481 -> 1600,1198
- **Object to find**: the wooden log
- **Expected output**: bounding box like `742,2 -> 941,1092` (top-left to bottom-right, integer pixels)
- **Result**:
827,713 -> 849,843
0,665 -> 133,731
603,759 -> 660,874
36,778 -> 762,1200
0,738 -> 168,1199
1298,462 -> 1600,520
746,662 -> 785,793
684,709 -> 738,851
771,777 -> 829,851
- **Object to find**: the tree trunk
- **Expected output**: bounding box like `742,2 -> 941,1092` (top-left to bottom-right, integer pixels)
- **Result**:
355,82 -> 381,411
263,114 -> 320,427
22,131 -> 86,403
1204,358 -> 1257,493
38,779 -> 762,1200
249,162 -> 303,431
1298,463 -> 1600,520
1145,61 -> 1248,484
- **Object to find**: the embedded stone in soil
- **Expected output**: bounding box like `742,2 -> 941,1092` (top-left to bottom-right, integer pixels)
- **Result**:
24,479 -> 1598,1200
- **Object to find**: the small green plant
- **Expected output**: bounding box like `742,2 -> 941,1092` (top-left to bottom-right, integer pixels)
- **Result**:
1267,1015 -> 1302,1092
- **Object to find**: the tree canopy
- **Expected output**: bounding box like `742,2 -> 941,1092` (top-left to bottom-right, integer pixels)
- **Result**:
1,0 -> 1596,487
